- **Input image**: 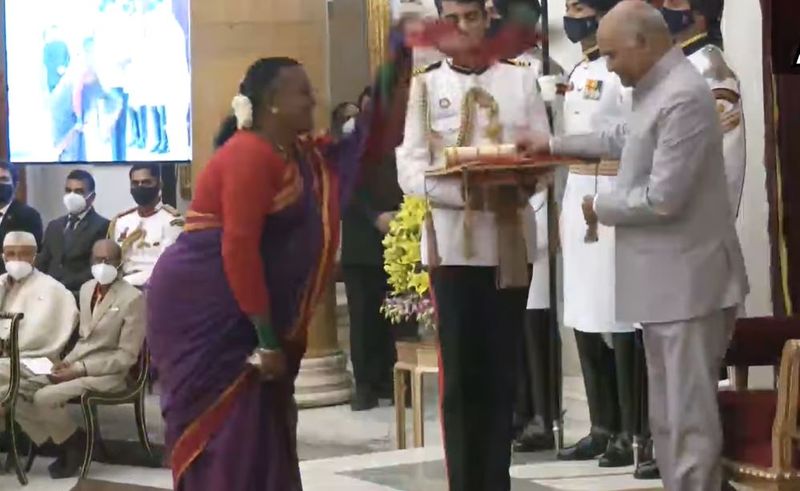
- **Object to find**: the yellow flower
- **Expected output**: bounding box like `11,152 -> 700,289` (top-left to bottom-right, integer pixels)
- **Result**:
382,196 -> 430,297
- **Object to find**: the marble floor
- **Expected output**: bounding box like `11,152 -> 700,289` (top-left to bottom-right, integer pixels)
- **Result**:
0,377 -> 669,491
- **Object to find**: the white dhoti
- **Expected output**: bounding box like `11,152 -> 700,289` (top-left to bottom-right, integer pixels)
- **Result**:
561,170 -> 632,334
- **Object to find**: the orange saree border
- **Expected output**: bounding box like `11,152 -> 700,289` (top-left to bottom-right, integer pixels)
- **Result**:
286,147 -> 340,348
170,368 -> 257,486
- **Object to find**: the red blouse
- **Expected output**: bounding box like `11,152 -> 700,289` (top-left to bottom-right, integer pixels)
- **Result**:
190,131 -> 286,317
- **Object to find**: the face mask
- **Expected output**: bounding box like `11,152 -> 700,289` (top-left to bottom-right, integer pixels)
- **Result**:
342,117 -> 356,135
0,183 -> 15,204
5,260 -> 33,281
131,186 -> 159,207
563,16 -> 599,44
91,263 -> 119,285
63,192 -> 88,215
660,8 -> 694,35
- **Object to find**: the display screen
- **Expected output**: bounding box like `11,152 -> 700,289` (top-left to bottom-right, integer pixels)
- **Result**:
3,0 -> 191,163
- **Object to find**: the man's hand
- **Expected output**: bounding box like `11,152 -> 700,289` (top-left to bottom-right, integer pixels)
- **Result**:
52,361 -> 69,372
374,212 -> 397,235
48,363 -> 82,384
516,131 -> 552,158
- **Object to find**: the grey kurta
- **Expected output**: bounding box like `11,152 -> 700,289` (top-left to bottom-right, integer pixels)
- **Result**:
550,46 -> 749,491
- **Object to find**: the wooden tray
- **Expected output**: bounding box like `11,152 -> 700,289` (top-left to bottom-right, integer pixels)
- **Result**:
426,157 -> 579,177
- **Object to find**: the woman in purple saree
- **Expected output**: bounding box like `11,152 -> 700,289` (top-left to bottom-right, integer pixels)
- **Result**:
145,58 -> 364,490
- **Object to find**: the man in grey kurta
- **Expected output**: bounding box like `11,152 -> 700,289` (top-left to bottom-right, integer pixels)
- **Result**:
522,2 -> 748,489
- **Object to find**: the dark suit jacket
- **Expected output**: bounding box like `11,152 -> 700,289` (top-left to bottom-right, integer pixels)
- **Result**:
341,154 -> 404,267
0,201 -> 44,273
36,208 -> 109,293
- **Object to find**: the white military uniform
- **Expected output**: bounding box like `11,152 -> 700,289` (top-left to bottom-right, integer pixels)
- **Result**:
516,47 -> 565,310
558,51 -> 632,333
396,58 -> 550,268
684,35 -> 746,217
108,203 -> 183,287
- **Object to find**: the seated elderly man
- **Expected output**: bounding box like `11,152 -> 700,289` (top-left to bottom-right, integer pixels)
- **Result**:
13,239 -> 145,478
0,231 -> 78,390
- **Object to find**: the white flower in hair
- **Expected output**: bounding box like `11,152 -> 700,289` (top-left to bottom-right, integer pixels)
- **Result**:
231,94 -> 253,129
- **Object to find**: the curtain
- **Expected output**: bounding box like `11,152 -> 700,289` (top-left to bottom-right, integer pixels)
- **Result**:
761,0 -> 799,315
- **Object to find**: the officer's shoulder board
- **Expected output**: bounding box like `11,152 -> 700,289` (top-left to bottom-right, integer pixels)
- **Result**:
499,58 -> 531,68
412,61 -> 442,77
114,206 -> 138,219
107,207 -> 137,239
161,205 -> 185,227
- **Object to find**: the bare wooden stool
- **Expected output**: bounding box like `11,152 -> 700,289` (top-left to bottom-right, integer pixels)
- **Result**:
393,339 -> 440,449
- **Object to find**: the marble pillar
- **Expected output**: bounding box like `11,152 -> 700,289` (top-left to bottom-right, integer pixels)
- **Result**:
295,281 -> 353,408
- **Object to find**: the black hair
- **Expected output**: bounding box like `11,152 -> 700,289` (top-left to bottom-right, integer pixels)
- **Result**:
434,0 -> 487,14
689,0 -> 724,47
493,0 -> 541,18
357,87 -> 372,109
0,162 -> 20,185
129,163 -> 161,181
66,169 -> 96,192
213,57 -> 301,149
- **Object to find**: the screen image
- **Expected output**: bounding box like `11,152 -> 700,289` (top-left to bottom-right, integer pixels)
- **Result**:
4,0 -> 191,164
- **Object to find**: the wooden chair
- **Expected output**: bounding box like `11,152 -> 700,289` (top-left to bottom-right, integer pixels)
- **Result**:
718,316 -> 800,489
23,342 -> 156,478
0,313 -> 27,485
76,343 -> 153,478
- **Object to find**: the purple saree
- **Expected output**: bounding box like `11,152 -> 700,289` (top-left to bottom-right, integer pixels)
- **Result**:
146,128 -> 363,490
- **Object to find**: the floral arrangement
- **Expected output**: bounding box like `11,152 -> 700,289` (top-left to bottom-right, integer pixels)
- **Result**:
380,196 -> 436,331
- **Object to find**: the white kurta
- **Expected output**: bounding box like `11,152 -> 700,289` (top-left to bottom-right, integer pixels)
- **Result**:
0,270 -> 78,360
558,56 -> 632,333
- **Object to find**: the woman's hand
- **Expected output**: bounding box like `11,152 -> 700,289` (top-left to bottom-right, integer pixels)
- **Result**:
250,348 -> 288,382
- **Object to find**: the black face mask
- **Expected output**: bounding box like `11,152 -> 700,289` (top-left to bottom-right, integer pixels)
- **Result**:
0,183 -> 15,204
660,8 -> 694,35
563,16 -> 598,44
130,186 -> 159,206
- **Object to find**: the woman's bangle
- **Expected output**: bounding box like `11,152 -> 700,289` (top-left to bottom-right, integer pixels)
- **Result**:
254,321 -> 281,350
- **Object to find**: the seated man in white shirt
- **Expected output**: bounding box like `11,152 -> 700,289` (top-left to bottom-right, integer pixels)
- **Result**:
14,239 -> 145,479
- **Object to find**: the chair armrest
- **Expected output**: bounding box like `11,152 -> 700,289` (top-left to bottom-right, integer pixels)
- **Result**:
725,316 -> 800,367
771,339 -> 800,471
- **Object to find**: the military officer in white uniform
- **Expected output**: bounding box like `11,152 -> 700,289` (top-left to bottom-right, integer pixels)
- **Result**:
634,0 -> 745,480
108,163 -> 183,287
396,0 -> 549,488
551,0 -> 639,468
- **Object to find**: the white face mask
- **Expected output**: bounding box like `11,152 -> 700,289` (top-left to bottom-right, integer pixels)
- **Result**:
5,261 -> 33,281
91,263 -> 119,286
63,192 -> 88,215
342,117 -> 356,135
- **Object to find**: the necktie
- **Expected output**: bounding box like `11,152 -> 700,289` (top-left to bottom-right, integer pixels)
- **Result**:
66,215 -> 79,230
64,215 -> 79,247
